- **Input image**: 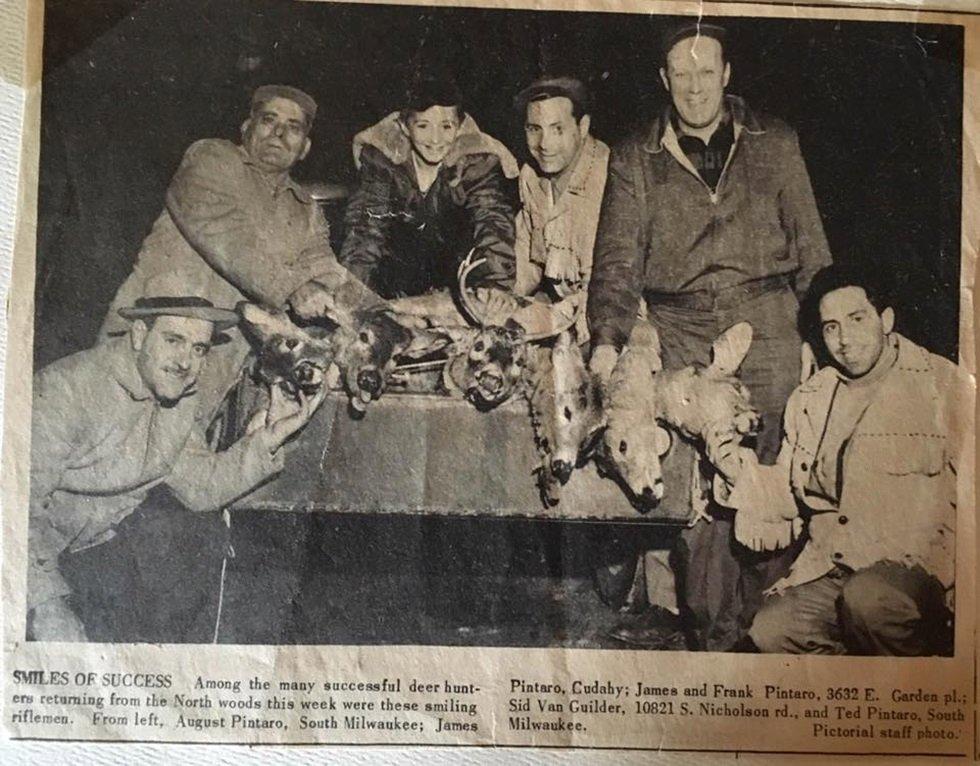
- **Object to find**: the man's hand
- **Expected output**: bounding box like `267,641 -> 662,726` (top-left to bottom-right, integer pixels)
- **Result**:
704,425 -> 749,484
263,383 -> 328,451
288,280 -> 336,320
589,344 -> 619,386
472,287 -> 519,326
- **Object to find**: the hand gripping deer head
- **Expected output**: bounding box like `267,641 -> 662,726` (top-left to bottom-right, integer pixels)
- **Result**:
238,303 -> 337,396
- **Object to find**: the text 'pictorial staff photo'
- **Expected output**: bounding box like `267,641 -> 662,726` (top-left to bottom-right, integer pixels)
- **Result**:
1,0 -> 977,757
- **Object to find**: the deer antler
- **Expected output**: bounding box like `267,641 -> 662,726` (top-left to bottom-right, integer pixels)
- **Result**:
456,250 -> 584,343
456,250 -> 490,327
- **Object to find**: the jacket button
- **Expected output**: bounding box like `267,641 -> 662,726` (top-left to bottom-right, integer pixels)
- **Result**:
838,515 -> 849,525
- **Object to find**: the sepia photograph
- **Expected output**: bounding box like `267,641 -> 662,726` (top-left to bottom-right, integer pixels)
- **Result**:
22,0 -> 966,658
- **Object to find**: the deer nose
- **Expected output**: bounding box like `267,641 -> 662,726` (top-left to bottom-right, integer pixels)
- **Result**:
478,371 -> 503,394
356,368 -> 383,396
640,479 -> 665,504
551,459 -> 573,485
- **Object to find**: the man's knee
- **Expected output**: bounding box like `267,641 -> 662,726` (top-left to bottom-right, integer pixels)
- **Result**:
841,569 -> 915,627
748,596 -> 797,653
839,564 -> 938,655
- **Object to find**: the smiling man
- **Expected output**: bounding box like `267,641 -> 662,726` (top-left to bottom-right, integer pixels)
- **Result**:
587,21 -> 833,651
100,85 -> 382,421
513,77 -> 609,341
30,294 -> 325,642
339,75 -> 519,298
719,266 -> 962,655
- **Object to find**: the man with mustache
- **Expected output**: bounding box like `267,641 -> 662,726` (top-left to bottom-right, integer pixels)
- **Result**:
339,75 -> 519,298
100,85 -> 381,422
29,295 -> 324,642
587,21 -> 832,650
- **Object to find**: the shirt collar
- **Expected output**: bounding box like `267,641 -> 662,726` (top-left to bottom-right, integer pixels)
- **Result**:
643,95 -> 765,154
237,145 -> 312,204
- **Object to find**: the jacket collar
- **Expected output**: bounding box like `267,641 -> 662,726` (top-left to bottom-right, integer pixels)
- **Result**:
642,95 -> 765,154
519,134 -> 606,201
236,145 -> 312,204
99,337 -> 154,401
352,112 -> 519,179
797,333 -> 931,395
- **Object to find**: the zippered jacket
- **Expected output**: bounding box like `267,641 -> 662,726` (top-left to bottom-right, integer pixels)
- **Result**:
587,96 -> 832,350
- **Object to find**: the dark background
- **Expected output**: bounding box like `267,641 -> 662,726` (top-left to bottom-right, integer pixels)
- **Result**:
36,0 -> 963,368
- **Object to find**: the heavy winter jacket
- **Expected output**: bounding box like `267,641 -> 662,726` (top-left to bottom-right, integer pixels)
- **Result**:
587,97 -> 832,350
339,113 -> 519,298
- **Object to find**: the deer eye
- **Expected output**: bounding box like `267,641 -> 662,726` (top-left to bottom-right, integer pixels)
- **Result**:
540,437 -> 550,449
563,406 -> 573,421
359,331 -> 371,344
619,439 -> 628,454
473,341 -> 485,353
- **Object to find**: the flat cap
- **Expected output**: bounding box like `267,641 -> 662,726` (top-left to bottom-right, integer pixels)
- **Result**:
252,84 -> 318,123
661,21 -> 728,60
514,76 -> 591,115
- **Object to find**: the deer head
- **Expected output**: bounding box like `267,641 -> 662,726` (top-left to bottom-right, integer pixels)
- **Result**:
596,321 -> 673,509
654,322 -> 760,442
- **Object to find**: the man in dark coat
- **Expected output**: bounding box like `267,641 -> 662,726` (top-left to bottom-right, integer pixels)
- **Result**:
587,22 -> 833,650
339,76 -> 519,298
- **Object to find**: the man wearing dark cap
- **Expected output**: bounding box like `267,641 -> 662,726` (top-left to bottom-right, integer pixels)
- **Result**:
29,293 -> 324,641
588,21 -> 832,650
513,76 -> 609,341
100,85 -> 382,421
339,75 -> 519,298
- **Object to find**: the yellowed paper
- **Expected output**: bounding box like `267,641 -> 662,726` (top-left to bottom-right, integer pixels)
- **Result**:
1,0 -> 976,760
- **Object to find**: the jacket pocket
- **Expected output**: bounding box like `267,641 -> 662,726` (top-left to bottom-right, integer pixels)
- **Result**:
851,433 -> 945,477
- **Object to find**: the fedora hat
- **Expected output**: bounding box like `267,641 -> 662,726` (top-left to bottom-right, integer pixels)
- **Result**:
118,296 -> 239,333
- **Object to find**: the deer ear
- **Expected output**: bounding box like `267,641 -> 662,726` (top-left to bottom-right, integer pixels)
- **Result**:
706,322 -> 753,377
654,425 -> 673,457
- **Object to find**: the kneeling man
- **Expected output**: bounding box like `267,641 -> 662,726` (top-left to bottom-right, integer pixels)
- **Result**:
29,295 -> 324,641
722,266 -> 962,655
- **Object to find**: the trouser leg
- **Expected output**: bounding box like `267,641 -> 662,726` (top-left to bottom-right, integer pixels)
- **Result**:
655,297 -> 801,650
839,561 -> 952,656
63,490 -> 228,643
749,572 -> 847,654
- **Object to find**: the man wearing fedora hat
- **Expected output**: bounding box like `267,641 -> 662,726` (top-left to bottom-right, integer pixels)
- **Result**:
99,84 -> 382,422
587,21 -> 833,650
28,295 -> 324,641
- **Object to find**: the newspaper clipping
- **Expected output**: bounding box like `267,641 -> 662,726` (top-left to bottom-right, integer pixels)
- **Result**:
1,0 -> 977,758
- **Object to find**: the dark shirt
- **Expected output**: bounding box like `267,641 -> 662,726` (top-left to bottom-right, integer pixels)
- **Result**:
675,113 -> 735,193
